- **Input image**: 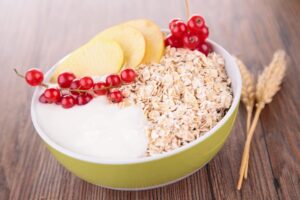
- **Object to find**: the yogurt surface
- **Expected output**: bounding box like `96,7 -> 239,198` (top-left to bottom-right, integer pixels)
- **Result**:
34,95 -> 148,159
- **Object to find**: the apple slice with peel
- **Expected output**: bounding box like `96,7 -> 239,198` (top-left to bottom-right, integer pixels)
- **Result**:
50,38 -> 124,82
91,25 -> 146,68
123,19 -> 164,64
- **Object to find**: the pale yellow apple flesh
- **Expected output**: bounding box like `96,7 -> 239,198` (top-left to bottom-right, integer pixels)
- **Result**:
91,25 -> 146,68
124,19 -> 164,64
50,38 -> 124,82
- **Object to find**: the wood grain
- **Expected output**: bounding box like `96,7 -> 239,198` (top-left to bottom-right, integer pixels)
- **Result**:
0,0 -> 299,199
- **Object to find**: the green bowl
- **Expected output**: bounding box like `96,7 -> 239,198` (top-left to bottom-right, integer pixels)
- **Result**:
31,39 -> 241,190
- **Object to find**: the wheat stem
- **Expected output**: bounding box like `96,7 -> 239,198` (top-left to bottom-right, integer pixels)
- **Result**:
244,105 -> 253,179
246,106 -> 252,133
237,104 -> 263,190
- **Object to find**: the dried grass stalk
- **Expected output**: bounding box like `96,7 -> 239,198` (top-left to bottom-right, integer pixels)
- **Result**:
235,57 -> 256,179
237,50 -> 287,190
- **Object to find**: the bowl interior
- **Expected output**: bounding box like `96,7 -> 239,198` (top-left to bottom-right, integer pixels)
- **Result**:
31,39 -> 242,165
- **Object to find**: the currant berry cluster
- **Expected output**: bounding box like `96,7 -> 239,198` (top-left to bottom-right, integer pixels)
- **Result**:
165,15 -> 212,56
15,68 -> 137,109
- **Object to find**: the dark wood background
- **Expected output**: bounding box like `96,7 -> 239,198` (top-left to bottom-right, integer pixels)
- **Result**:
0,0 -> 299,199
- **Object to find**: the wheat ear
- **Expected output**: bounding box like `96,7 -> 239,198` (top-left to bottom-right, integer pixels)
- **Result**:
235,57 -> 255,131
234,57 -> 256,179
237,50 -> 287,190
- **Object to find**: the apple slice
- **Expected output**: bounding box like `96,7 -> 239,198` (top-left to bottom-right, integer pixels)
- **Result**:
50,38 -> 124,82
91,25 -> 146,68
124,19 -> 164,64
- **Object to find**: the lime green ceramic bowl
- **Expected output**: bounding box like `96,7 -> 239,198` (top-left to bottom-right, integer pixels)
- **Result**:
31,39 -> 241,190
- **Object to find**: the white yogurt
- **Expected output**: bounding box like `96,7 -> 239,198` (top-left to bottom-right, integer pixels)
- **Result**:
34,96 -> 148,159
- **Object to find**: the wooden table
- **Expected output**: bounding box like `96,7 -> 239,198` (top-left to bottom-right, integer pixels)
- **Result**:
0,0 -> 299,199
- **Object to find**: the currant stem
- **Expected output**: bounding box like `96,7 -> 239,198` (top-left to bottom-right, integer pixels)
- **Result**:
14,68 -> 25,79
184,0 -> 190,19
68,85 -> 119,93
40,82 -> 49,88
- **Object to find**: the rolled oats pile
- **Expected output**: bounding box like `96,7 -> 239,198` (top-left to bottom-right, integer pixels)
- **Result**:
120,46 -> 233,156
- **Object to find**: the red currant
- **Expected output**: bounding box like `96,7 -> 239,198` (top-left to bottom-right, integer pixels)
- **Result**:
39,93 -> 50,104
106,74 -> 121,87
168,18 -> 181,30
79,76 -> 94,90
55,95 -> 62,105
183,32 -> 201,50
165,34 -> 183,48
196,41 -> 213,56
198,25 -> 209,42
44,88 -> 61,103
120,68 -> 137,83
25,68 -> 44,86
57,72 -> 76,88
70,79 -> 81,95
187,15 -> 205,33
93,82 -> 109,96
108,90 -> 123,103
61,95 -> 76,109
170,21 -> 188,38
76,93 -> 93,105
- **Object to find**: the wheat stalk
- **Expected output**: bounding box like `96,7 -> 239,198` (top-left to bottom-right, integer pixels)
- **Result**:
234,57 -> 256,179
237,50 -> 287,190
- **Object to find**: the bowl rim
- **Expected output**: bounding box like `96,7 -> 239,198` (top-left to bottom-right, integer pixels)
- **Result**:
31,39 -> 242,165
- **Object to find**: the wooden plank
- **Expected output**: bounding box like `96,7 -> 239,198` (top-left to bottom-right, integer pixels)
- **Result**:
0,0 -> 299,199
